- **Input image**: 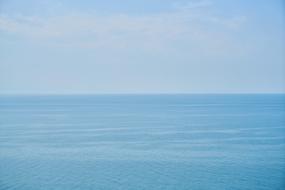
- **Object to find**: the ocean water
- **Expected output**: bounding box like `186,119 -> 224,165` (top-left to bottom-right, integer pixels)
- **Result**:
0,94 -> 284,190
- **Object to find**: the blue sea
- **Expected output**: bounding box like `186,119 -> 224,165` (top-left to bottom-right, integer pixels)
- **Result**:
0,94 -> 284,190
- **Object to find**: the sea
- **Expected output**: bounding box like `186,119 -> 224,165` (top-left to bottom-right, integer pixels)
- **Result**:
0,94 -> 284,190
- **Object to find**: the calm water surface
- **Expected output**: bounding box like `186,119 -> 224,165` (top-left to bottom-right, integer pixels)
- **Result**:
0,94 -> 284,190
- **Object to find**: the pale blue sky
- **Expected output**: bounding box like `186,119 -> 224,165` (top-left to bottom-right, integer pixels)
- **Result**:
0,0 -> 284,94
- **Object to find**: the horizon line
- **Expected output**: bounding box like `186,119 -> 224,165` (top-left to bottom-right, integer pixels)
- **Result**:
0,92 -> 284,96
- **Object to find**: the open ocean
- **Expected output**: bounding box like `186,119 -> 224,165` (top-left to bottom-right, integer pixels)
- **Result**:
0,94 -> 284,190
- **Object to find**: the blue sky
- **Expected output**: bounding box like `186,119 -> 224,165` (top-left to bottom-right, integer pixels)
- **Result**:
0,0 -> 284,94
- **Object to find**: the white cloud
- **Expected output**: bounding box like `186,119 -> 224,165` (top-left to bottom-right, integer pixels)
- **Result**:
0,3 -> 247,55
209,15 -> 247,30
173,0 -> 213,10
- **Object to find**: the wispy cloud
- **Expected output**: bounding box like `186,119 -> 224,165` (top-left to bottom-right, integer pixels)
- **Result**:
173,0 -> 213,10
0,1 -> 247,55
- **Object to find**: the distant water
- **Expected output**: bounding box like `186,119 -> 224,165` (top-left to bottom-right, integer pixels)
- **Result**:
0,94 -> 284,190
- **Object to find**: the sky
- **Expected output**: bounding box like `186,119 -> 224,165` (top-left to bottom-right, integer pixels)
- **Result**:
0,0 -> 284,94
